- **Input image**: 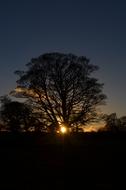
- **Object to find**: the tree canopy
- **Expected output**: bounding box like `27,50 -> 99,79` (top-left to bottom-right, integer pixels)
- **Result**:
11,53 -> 107,132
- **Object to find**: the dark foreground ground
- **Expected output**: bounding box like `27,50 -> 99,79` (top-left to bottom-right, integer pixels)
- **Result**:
0,132 -> 126,190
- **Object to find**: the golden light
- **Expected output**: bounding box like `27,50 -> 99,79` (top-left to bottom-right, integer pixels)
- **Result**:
60,126 -> 67,134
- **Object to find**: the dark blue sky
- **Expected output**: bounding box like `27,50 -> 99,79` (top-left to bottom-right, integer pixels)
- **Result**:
0,0 -> 126,116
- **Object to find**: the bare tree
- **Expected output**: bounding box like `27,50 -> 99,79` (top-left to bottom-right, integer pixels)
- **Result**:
11,53 -> 106,132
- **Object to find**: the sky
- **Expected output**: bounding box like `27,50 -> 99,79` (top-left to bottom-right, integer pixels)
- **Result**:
0,0 -> 126,117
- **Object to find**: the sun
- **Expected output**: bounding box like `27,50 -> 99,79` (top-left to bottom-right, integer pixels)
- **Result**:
60,126 -> 67,134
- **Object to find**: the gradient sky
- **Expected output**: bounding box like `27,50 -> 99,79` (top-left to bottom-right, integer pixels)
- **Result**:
0,0 -> 126,117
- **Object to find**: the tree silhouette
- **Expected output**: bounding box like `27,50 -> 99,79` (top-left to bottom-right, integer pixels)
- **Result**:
0,96 -> 34,132
104,113 -> 126,132
104,113 -> 119,132
11,53 -> 106,132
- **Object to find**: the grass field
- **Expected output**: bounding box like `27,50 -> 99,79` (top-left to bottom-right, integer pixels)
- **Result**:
0,132 -> 126,189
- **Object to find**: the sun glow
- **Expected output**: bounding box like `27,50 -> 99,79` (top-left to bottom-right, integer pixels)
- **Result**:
60,126 -> 67,134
